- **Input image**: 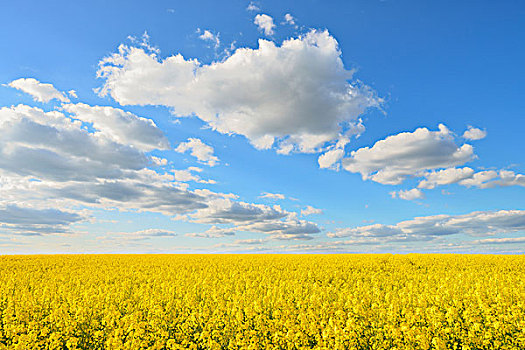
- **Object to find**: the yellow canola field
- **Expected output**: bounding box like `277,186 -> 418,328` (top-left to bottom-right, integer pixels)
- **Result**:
0,254 -> 524,350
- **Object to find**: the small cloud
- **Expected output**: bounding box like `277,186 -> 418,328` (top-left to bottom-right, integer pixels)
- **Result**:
175,138 -> 219,167
301,205 -> 323,216
151,156 -> 168,166
172,167 -> 216,184
167,8 -> 175,13
459,169 -> 525,189
259,192 -> 285,200
246,1 -> 260,11
418,167 -> 475,189
254,14 -> 275,36
6,78 -> 70,103
390,188 -> 425,201
463,126 -> 487,141
318,148 -> 345,170
197,29 -> 220,48
68,90 -> 77,99
284,13 -> 296,25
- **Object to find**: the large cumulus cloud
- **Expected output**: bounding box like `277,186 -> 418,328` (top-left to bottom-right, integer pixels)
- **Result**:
97,30 -> 380,154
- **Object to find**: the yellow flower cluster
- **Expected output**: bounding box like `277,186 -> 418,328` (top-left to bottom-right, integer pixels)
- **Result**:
0,254 -> 524,349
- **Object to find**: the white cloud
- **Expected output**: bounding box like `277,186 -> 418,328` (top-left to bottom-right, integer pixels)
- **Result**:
151,156 -> 168,166
284,13 -> 296,25
326,124 -> 522,191
198,29 -> 220,48
418,167 -> 475,189
259,192 -> 285,200
172,167 -> 216,184
254,14 -> 275,35
328,209 -> 525,239
175,138 -> 219,166
192,189 -> 239,200
342,124 -> 474,185
318,133 -> 357,170
97,30 -> 380,154
7,78 -> 70,103
415,167 -> 525,190
459,170 -> 498,188
63,103 -> 170,151
301,205 -> 323,216
246,1 -> 260,11
390,188 -> 424,201
68,90 -> 77,98
318,148 -> 345,169
490,170 -> 525,188
459,170 -> 525,189
463,126 -> 487,140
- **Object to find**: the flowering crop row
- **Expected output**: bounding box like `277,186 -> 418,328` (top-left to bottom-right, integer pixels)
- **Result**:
0,254 -> 523,349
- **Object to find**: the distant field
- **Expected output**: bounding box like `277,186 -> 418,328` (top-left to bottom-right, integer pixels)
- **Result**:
0,255 -> 524,349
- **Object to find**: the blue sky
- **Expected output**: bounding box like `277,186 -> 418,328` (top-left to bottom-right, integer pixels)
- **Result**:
0,0 -> 524,253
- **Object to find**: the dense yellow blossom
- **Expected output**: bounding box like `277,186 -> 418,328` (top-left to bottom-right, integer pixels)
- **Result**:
0,254 -> 524,349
